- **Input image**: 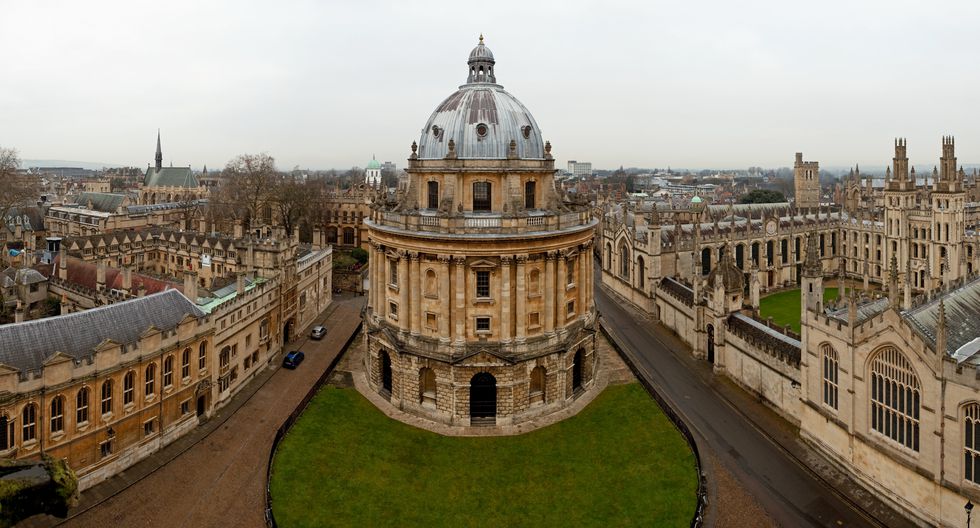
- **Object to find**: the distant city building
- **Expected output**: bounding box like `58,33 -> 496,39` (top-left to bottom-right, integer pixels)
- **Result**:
381,161 -> 396,174
567,160 -> 592,177
365,156 -> 382,187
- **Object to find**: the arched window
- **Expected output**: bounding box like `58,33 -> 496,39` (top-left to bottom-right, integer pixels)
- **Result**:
605,243 -> 612,270
870,347 -> 920,451
419,367 -> 436,407
0,414 -> 13,450
163,355 -> 174,388
965,403 -> 980,484
342,227 -> 355,245
199,342 -> 208,370
473,181 -> 491,211
424,269 -> 437,297
76,387 -> 90,424
822,344 -> 839,410
22,404 -> 36,443
101,380 -> 113,415
124,371 -> 135,405
182,348 -> 190,379
619,242 -> 630,279
427,181 -> 439,209
637,256 -> 645,288
145,364 -> 156,397
701,247 -> 711,276
525,180 -> 536,209
567,259 -> 575,286
528,269 -> 541,294
326,226 -> 338,244
50,396 -> 65,434
530,366 -> 546,405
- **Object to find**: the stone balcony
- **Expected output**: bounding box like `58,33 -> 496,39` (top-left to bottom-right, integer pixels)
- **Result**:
367,208 -> 594,238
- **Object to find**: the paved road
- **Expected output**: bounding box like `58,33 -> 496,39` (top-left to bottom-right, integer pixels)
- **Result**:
59,294 -> 365,528
595,276 -> 915,528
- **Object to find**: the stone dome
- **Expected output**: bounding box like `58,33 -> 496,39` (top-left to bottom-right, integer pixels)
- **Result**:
416,37 -> 545,160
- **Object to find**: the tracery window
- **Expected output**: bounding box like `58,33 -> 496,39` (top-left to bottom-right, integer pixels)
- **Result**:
964,403 -> 980,484
822,344 -> 839,410
870,347 -> 920,451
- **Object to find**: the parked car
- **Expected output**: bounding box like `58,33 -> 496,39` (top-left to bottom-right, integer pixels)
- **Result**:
310,325 -> 327,340
283,351 -> 305,369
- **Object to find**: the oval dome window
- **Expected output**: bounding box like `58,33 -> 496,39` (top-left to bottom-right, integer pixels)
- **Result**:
476,123 -> 488,137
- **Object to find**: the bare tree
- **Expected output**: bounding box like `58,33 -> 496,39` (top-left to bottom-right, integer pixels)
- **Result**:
270,176 -> 316,237
0,148 -> 40,226
216,153 -> 277,231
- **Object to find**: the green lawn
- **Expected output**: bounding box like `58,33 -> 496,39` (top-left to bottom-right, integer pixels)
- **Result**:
270,383 -> 698,528
759,287 -> 839,333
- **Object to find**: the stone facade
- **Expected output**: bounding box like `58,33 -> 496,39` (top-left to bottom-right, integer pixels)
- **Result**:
363,38 -> 599,427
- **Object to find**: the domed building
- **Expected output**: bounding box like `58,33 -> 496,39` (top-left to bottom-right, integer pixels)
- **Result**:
365,156 -> 382,187
363,37 -> 598,426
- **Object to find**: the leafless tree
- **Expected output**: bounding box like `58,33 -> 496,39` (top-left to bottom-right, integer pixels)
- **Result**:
270,176 -> 317,238
0,147 -> 40,226
215,153 -> 277,231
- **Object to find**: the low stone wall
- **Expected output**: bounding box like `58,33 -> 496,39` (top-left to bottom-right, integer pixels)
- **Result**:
332,266 -> 366,292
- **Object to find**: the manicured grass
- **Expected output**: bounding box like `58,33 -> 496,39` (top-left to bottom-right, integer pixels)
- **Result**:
759,287 -> 838,333
270,383 -> 698,528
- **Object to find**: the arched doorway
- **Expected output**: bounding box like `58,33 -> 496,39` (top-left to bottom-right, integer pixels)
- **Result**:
380,351 -> 392,397
572,349 -> 584,393
706,324 -> 715,364
283,319 -> 294,344
469,372 -> 496,425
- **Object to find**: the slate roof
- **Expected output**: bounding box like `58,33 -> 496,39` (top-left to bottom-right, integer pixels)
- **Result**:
3,207 -> 45,232
825,296 -> 891,326
143,167 -> 198,188
905,277 -> 980,360
45,255 -> 182,295
0,289 -> 204,373
76,192 -> 126,213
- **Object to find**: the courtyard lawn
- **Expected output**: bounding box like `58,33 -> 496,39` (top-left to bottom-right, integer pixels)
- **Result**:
759,287 -> 838,333
270,383 -> 698,528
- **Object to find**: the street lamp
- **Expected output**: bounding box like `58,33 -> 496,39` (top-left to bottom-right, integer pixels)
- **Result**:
967,500 -> 974,528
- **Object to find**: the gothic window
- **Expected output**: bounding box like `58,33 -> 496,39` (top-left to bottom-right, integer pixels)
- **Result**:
124,371 -> 135,405
965,404 -> 980,484
145,363 -> 156,397
427,181 -> 439,209
50,396 -> 64,434
476,271 -> 490,298
22,404 -> 36,443
752,242 -> 760,266
701,248 -> 711,276
343,227 -> 355,245
870,347 -> 920,451
605,243 -> 612,270
781,239 -> 788,264
637,256 -> 645,288
525,180 -> 536,209
619,242 -> 630,279
76,387 -> 90,424
822,344 -> 839,410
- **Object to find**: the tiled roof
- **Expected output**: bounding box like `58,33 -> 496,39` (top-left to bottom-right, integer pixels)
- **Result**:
46,255 -> 182,295
0,290 -> 204,373
143,167 -> 198,188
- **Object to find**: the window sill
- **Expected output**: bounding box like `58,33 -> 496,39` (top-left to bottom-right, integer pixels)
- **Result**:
527,293 -> 542,299
388,284 -> 400,292
101,412 -> 113,421
527,325 -> 542,332
21,440 -> 38,450
49,432 -> 65,442
145,395 -> 157,404
566,283 -> 576,291
76,422 -> 90,433
475,330 -> 492,337
473,298 -> 495,306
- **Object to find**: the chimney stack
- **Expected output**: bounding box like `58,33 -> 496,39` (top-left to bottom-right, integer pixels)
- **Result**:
184,270 -> 198,301
121,266 -> 133,294
58,245 -> 68,281
14,301 -> 25,323
96,260 -> 107,292
236,272 -> 246,296
137,283 -> 147,297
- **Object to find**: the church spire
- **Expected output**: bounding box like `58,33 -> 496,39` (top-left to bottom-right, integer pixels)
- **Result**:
155,129 -> 163,170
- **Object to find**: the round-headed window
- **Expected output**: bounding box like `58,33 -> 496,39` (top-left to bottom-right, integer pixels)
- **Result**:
476,123 -> 488,137
522,125 -> 532,139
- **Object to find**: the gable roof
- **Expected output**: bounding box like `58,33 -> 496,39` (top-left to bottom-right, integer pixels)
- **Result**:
905,277 -> 980,361
75,192 -> 127,213
0,289 -> 205,373
143,167 -> 198,188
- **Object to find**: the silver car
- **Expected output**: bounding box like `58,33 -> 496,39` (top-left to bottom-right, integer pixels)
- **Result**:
310,326 -> 327,340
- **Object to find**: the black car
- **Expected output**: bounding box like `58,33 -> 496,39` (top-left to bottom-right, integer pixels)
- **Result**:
310,325 -> 327,340
282,351 -> 305,369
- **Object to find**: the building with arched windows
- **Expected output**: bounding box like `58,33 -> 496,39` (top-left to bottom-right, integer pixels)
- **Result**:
599,136 -> 980,524
363,37 -> 598,426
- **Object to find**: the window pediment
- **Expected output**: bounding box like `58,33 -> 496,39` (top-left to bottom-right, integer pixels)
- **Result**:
470,259 -> 497,269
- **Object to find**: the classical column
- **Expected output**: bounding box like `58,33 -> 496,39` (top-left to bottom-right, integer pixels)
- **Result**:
545,251 -> 556,334
556,254 -> 568,328
500,256 -> 512,342
454,256 -> 466,344
398,252 -> 409,332
515,255 -> 527,341
409,252 -> 421,336
439,256 -> 451,343
578,249 -> 586,319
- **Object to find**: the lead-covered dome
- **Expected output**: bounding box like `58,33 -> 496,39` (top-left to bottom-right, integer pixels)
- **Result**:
416,37 -> 545,160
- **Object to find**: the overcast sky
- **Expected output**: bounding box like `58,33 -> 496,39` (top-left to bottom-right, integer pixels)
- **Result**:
2,0 -> 979,171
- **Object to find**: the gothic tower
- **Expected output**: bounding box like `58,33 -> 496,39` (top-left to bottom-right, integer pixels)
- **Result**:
793,152 -> 820,211
931,136 -> 965,286
884,138 -> 915,284
155,130 -> 163,170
